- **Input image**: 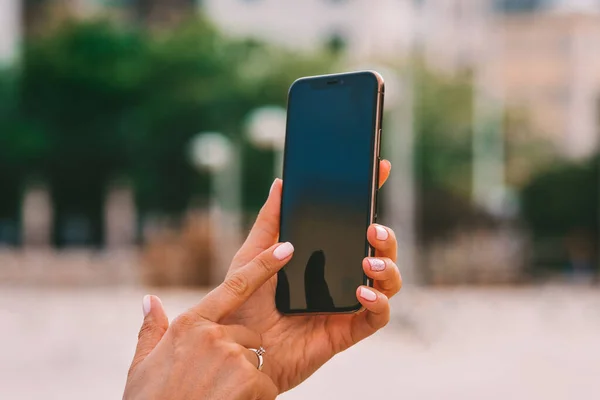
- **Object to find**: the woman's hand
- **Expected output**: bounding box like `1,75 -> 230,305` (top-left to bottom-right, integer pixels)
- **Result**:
123,241 -> 297,400
224,160 -> 402,393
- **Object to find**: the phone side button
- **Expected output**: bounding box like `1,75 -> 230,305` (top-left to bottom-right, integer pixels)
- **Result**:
373,192 -> 378,222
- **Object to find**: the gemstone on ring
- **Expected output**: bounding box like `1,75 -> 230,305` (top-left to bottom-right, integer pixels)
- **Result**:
249,346 -> 266,371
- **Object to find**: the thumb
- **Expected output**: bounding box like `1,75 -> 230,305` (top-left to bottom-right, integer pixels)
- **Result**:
233,178 -> 282,270
127,295 -> 169,377
190,242 -> 294,322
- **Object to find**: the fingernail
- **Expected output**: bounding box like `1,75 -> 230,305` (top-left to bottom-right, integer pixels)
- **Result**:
273,242 -> 294,260
142,295 -> 152,317
269,179 -> 278,194
375,226 -> 388,241
368,258 -> 386,271
359,287 -> 377,302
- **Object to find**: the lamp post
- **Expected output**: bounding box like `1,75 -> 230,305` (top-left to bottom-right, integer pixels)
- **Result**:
189,132 -> 241,285
472,0 -> 506,217
245,106 -> 287,178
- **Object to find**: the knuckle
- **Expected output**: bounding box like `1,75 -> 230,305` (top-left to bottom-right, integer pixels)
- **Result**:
137,321 -> 156,341
170,313 -> 196,336
252,255 -> 273,275
223,272 -> 250,298
201,324 -> 226,343
219,343 -> 241,361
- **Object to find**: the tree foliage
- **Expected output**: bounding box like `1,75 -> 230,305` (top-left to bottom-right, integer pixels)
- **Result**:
0,16 -> 335,245
521,156 -> 599,236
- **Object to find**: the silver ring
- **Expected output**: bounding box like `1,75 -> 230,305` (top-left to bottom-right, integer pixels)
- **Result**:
248,346 -> 266,371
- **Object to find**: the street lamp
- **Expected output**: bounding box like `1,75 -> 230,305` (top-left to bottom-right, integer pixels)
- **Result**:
245,106 -> 287,178
189,132 -> 241,285
189,132 -> 233,172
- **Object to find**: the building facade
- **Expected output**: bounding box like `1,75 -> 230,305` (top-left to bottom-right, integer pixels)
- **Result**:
202,0 -> 600,159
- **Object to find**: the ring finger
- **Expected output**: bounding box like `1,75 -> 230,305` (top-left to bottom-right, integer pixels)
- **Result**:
226,325 -> 264,369
362,257 -> 402,298
243,346 -> 264,370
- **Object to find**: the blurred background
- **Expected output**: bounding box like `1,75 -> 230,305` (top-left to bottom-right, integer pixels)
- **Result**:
1,0 -> 599,399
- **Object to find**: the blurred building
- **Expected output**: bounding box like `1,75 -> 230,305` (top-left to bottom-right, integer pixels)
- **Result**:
201,0 -> 418,62
1,0 -> 599,252
6,0 -> 600,159
202,0 -> 600,160
0,0 -> 21,64
19,0 -> 196,36
493,5 -> 600,158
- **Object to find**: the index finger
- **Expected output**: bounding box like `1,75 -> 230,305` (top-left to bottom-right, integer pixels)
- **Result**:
191,242 -> 294,322
378,159 -> 391,188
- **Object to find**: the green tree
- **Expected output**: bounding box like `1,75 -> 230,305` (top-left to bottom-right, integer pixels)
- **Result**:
20,19 -> 148,246
520,155 -> 599,272
521,156 -> 599,237
6,16 -> 335,246
410,68 -> 488,245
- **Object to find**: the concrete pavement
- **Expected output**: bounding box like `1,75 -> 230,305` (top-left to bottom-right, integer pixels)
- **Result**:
1,285 -> 599,399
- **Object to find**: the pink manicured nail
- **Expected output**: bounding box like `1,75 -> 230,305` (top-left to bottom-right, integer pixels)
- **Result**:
375,226 -> 389,241
273,242 -> 294,260
142,295 -> 152,317
359,287 -> 377,302
270,178 -> 282,194
368,258 -> 386,271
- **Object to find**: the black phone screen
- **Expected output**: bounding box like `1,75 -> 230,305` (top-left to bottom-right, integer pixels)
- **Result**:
276,72 -> 381,314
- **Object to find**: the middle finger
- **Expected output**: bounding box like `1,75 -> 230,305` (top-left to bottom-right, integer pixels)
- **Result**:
367,224 -> 397,262
226,324 -> 262,349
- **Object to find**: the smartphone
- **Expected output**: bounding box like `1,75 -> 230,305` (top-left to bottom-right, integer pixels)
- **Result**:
275,70 -> 385,315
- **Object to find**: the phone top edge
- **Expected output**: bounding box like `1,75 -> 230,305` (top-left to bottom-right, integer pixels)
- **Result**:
367,70 -> 386,91
289,70 -> 385,85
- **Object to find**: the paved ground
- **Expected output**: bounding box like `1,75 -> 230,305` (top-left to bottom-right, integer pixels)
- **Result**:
1,285 -> 600,400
